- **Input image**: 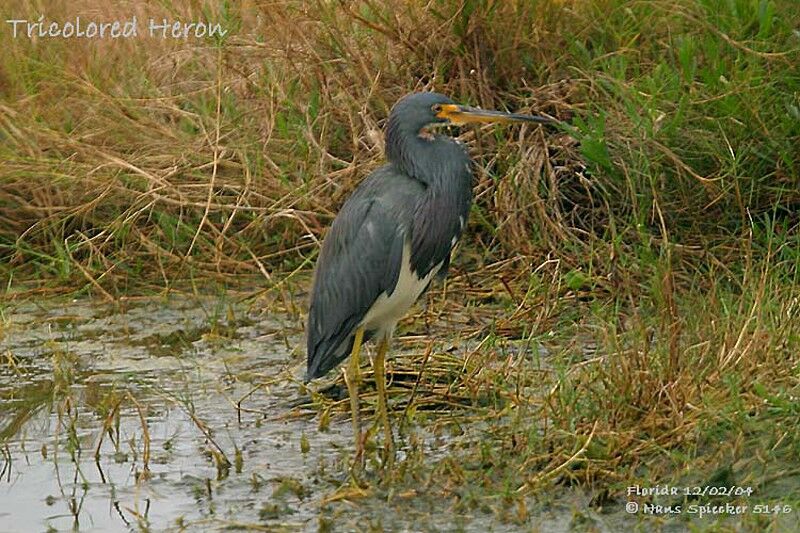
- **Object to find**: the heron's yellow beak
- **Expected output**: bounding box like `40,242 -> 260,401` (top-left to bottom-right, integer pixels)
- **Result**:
436,103 -> 552,125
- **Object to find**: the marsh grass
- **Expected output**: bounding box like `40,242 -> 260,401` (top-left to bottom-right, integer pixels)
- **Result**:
2,0 -> 800,527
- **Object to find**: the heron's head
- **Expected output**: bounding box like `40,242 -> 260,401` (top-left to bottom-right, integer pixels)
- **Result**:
388,91 -> 552,137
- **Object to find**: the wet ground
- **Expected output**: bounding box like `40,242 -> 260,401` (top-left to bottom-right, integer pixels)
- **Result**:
1,296 -> 796,532
0,295 -> 558,532
1,295 -> 354,531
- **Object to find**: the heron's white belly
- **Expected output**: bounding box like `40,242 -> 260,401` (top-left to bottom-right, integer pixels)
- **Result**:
361,241 -> 440,338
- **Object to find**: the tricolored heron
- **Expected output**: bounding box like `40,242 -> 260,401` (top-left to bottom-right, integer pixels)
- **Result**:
306,92 -> 551,460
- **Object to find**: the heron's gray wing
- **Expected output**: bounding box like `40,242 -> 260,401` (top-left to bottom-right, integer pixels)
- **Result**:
305,196 -> 404,381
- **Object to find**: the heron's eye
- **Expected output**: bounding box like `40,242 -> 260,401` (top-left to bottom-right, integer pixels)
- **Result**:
432,104 -> 443,114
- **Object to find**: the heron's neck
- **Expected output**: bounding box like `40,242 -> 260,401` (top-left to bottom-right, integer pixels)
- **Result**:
386,127 -> 461,188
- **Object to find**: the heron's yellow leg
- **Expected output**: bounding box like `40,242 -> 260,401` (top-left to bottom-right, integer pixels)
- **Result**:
342,328 -> 365,461
373,337 -> 394,457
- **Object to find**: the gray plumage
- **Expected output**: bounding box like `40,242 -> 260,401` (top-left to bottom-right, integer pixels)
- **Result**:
306,92 -> 472,381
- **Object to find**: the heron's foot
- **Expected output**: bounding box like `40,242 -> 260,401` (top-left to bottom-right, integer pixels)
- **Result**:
383,420 -> 394,453
327,470 -> 369,498
350,428 -> 367,471
369,417 -> 395,468
380,438 -> 395,469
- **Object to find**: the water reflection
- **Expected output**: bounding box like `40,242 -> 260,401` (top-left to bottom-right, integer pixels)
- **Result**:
0,296 -> 329,531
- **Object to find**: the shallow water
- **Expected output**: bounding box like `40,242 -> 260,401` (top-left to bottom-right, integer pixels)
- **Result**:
0,295 -> 351,531
0,296 -> 615,532
2,295 -> 795,532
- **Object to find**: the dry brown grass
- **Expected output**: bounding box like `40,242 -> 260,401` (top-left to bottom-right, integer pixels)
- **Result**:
0,0 -> 587,293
